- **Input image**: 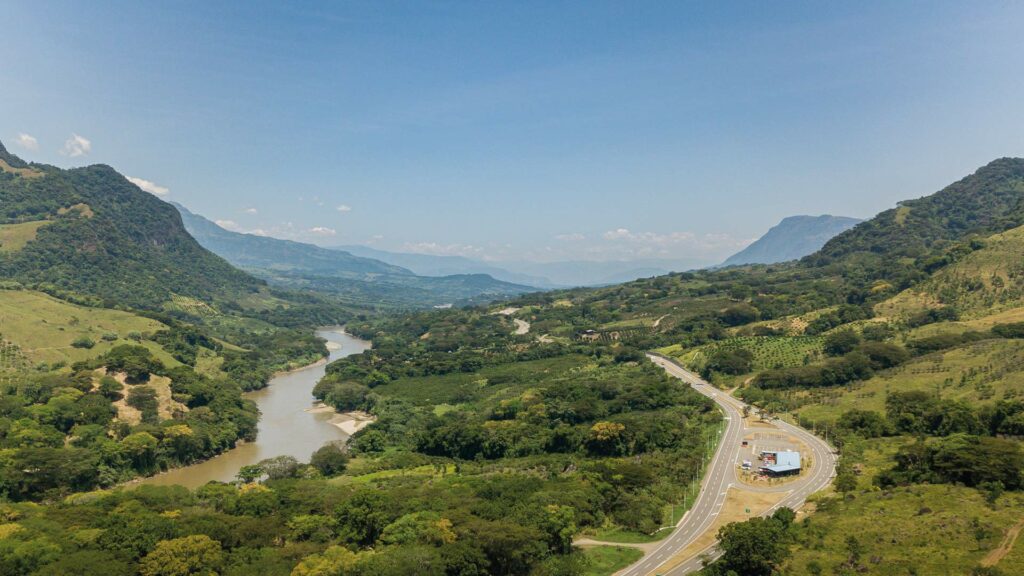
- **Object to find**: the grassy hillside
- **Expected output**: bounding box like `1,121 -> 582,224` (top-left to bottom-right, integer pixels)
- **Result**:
792,337 -> 1024,424
0,220 -> 52,253
0,289 -> 174,367
778,437 -> 1024,576
878,223 -> 1024,321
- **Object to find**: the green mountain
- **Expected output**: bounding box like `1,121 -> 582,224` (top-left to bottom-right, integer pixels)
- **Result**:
809,158 -> 1024,265
0,142 -> 260,309
174,202 -> 536,307
722,214 -> 862,267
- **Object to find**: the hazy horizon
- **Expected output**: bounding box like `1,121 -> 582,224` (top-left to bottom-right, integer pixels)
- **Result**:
4,1 -> 1023,264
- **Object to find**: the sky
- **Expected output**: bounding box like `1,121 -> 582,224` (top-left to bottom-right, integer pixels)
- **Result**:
3,1 -> 1024,266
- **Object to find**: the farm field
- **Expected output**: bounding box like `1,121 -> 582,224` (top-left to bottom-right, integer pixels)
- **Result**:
374,354 -> 591,407
659,335 -> 825,374
0,289 -> 179,366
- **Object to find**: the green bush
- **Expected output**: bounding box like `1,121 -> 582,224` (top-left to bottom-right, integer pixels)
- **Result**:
71,336 -> 96,349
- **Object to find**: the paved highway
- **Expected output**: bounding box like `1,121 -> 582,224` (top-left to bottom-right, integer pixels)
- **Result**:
618,354 -> 837,576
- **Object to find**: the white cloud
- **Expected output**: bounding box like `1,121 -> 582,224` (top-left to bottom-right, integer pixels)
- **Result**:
309,226 -> 337,236
215,219 -> 242,232
15,133 -> 38,151
602,228 -> 696,244
244,207 -> 258,215
400,241 -> 485,257
127,176 -> 170,196
336,204 -> 352,213
554,233 -> 586,241
60,133 -> 91,157
577,227 -> 754,260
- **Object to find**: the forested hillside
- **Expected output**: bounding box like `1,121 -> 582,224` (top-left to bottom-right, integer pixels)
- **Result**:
0,143 -> 261,309
807,158 -> 1024,279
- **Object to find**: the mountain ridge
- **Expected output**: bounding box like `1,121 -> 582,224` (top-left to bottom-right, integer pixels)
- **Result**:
722,214 -> 862,267
174,203 -> 536,307
0,143 -> 262,309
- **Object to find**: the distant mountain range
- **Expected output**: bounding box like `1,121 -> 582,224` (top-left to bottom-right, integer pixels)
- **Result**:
174,204 -> 534,307
721,215 -> 863,267
333,245 -> 556,288
333,246 -> 709,288
495,258 -> 706,287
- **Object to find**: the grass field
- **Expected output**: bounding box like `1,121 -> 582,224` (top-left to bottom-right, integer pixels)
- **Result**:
904,306 -> 1024,340
0,220 -> 51,253
792,338 -> 1024,424
581,546 -> 644,576
782,437 -> 1024,575
878,224 -> 1024,321
0,289 -> 178,366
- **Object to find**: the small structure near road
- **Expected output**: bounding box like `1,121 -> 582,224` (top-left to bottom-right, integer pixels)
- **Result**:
760,450 -> 801,477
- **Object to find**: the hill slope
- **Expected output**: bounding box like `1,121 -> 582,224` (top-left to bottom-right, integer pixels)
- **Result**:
722,214 -> 862,266
809,158 -> 1024,265
877,222 -> 1024,321
0,142 -> 261,309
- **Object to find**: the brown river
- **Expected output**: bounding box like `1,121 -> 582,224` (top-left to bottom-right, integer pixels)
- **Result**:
140,327 -> 371,488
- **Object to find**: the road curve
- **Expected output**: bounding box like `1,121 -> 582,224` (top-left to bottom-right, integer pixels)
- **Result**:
617,354 -> 837,576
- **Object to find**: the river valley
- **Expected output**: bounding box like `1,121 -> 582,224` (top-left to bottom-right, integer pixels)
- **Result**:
140,328 -> 371,488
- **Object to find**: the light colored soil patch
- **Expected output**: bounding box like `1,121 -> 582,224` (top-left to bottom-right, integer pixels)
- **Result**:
495,307 -> 521,316
654,488 -> 789,574
981,517 -> 1024,567
56,202 -> 94,218
107,371 -> 187,425
574,538 -> 658,553
513,319 -> 530,335
0,158 -> 44,179
0,221 -> 51,253
306,404 -> 376,436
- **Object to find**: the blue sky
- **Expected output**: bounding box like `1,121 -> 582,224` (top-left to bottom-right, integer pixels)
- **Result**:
3,1 -> 1023,265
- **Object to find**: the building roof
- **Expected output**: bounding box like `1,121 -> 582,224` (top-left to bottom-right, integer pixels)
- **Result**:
763,451 -> 801,473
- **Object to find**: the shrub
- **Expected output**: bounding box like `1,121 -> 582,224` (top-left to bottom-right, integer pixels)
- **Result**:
718,304 -> 760,327
310,444 -> 349,477
856,341 -> 909,369
705,347 -> 754,376
823,329 -> 860,356
993,322 -> 1024,339
72,336 -> 96,349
